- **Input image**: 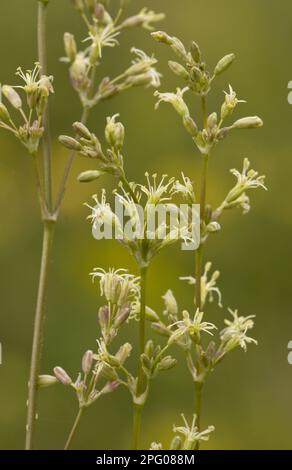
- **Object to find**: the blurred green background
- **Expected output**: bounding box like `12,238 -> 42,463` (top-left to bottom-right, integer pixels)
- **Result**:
0,0 -> 291,450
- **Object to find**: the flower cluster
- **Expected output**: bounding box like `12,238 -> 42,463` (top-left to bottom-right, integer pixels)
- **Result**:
85,172 -> 198,267
150,277 -> 257,383
59,115 -> 126,180
215,158 -> 267,215
152,32 -> 263,156
0,64 -> 54,154
63,1 -> 163,107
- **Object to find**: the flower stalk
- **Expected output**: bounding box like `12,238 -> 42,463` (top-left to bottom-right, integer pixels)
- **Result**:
26,1 -> 55,450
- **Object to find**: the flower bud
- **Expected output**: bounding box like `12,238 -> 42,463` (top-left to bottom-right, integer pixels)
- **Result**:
2,85 -> 22,109
168,61 -> 189,80
105,114 -> 125,150
141,353 -> 152,371
121,15 -> 144,29
72,121 -> 92,140
162,290 -> 178,315
183,116 -> 198,137
114,303 -> 131,328
38,375 -> 58,388
214,53 -> 235,76
151,31 -> 172,45
98,305 -> 110,329
94,3 -> 105,20
231,116 -> 263,129
171,37 -> 189,62
146,306 -> 160,322
151,322 -> 171,337
100,364 -> 118,381
206,112 -> 218,130
101,380 -> 120,395
64,33 -> 77,62
157,355 -> 177,371
216,127 -> 229,141
82,350 -> 93,374
170,436 -> 182,450
58,135 -> 82,151
0,102 -> 11,123
145,340 -> 154,358
125,73 -> 152,87
53,366 -> 72,385
115,343 -> 132,364
78,170 -> 104,183
190,41 -> 201,63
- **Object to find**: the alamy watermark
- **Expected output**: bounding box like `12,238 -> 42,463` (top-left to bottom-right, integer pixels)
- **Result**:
90,197 -> 201,251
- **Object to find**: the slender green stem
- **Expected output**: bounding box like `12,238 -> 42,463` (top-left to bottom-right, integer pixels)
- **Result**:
193,96 -> 210,442
194,381 -> 203,450
132,405 -> 143,451
25,221 -> 55,449
64,408 -> 84,450
195,246 -> 202,311
25,1 -> 54,450
132,265 -> 147,450
37,0 -> 53,212
201,95 -> 207,127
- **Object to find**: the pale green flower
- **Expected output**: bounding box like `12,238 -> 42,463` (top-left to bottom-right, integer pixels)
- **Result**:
173,414 -> 215,450
154,87 -> 190,118
169,309 -> 217,345
220,308 -> 257,352
180,262 -> 222,308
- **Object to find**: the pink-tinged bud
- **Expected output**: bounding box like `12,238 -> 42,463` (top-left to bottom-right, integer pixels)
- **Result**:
98,305 -> 110,329
53,366 -> 72,385
82,350 -> 93,374
114,303 -> 131,328
101,380 -> 120,395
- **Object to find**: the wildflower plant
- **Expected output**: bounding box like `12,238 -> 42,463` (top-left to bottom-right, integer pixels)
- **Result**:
1,0 -> 266,451
0,0 -> 164,450
149,30 -> 266,448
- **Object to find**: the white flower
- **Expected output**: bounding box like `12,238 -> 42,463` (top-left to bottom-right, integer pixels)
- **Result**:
180,262 -> 222,308
169,309 -> 217,344
154,87 -> 190,118
90,267 -> 139,306
138,173 -> 174,205
221,84 -> 245,120
15,63 -> 54,95
220,308 -> 257,352
86,25 -> 120,57
173,414 -> 215,450
162,289 -> 178,316
172,173 -> 196,202
85,189 -> 122,234
230,158 -> 267,191
218,158 -> 267,214
126,48 -> 162,88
